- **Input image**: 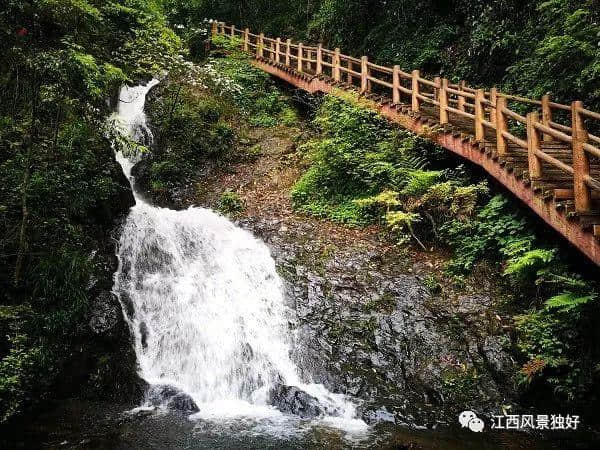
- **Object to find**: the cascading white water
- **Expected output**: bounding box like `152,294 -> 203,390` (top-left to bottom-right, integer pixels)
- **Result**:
111,81 -> 367,434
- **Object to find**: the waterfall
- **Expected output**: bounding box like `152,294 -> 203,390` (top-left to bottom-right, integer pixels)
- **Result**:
111,81 -> 367,434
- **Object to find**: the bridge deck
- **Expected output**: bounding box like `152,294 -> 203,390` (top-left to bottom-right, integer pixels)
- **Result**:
211,23 -> 600,266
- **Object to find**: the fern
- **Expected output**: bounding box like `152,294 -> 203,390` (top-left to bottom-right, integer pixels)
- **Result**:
504,249 -> 556,277
544,292 -> 597,312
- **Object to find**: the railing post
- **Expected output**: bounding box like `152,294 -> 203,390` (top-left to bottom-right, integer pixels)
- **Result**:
411,70 -> 420,112
542,94 -> 553,142
496,96 -> 508,156
230,24 -> 235,38
333,48 -> 341,81
392,65 -> 401,104
316,44 -> 323,75
458,80 -> 466,112
258,32 -> 264,58
439,78 -> 449,125
475,89 -> 485,141
243,28 -> 249,52
211,21 -> 218,37
361,56 -> 368,93
490,87 -> 498,105
526,112 -> 543,179
285,39 -> 291,66
275,38 -> 281,64
220,22 -> 225,35
347,61 -> 352,84
270,40 -> 275,61
490,87 -> 498,122
297,43 -> 303,72
572,101 -> 591,211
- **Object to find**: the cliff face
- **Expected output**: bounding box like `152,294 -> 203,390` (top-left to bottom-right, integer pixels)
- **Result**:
55,163 -> 143,405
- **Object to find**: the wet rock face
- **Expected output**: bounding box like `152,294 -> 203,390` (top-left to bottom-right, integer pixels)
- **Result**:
89,291 -> 123,340
268,384 -> 323,418
239,217 -> 515,426
147,384 -> 200,414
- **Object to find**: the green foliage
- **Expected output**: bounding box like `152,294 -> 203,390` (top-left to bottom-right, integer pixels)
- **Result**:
292,95 -> 486,241
442,195 -> 532,272
441,367 -> 482,407
504,249 -> 556,283
291,95 -> 438,226
218,190 -> 244,215
202,52 -> 298,127
142,47 -> 298,202
0,0 -> 183,423
515,289 -> 598,401
287,92 -> 599,406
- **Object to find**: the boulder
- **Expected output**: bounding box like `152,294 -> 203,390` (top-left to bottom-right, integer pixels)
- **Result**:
268,384 -> 323,418
146,384 -> 199,414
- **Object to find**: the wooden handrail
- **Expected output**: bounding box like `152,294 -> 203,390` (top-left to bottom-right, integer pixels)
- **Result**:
214,22 -> 600,214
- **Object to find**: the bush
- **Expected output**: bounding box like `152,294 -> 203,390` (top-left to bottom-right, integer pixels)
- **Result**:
218,190 -> 244,215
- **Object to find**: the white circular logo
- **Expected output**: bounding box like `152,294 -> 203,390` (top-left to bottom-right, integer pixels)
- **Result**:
459,410 -> 485,432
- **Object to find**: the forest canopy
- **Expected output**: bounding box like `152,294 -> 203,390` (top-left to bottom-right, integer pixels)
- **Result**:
163,0 -> 600,109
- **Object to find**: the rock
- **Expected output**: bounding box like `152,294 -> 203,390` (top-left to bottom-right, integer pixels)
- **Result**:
236,216 -> 513,426
268,384 -> 323,418
139,322 -> 148,349
146,384 -> 199,414
89,291 -> 123,341
362,407 -> 397,425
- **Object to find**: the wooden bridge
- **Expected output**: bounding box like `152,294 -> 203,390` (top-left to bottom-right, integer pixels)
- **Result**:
211,22 -> 600,266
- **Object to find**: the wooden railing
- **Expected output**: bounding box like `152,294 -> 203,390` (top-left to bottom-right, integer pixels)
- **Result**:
212,22 -> 600,214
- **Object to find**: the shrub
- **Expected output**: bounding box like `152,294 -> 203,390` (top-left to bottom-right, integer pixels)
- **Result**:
218,190 -> 244,214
